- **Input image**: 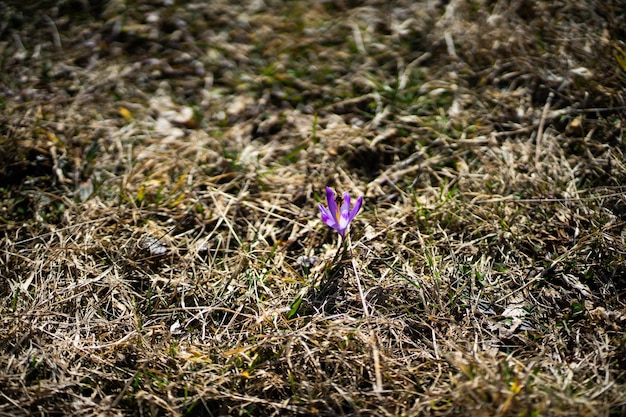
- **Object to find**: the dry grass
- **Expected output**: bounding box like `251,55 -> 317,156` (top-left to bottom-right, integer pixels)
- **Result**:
1,0 -> 626,416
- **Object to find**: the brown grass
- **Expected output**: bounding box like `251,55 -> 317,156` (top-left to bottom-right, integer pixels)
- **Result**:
1,0 -> 625,415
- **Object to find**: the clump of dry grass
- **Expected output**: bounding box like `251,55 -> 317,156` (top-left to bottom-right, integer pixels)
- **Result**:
1,0 -> 625,416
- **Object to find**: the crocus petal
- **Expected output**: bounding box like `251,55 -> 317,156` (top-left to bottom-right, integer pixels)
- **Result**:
319,187 -> 363,239
336,196 -> 350,230
341,193 -> 351,216
349,196 -> 363,220
335,222 -> 347,237
325,187 -> 337,218
318,203 -> 336,227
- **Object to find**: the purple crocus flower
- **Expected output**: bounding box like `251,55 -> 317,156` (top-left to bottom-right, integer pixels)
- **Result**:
318,187 -> 363,239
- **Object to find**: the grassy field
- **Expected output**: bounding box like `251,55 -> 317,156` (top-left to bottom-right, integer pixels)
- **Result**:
1,0 -> 626,415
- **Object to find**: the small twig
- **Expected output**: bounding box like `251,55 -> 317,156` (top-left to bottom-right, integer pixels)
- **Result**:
473,191 -> 626,204
349,240 -> 383,393
444,32 -> 457,57
534,91 -> 553,170
350,21 -> 366,55
13,218 -> 109,245
43,14 -> 62,50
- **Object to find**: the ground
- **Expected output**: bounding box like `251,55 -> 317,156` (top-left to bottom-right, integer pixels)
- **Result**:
1,0 -> 626,416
